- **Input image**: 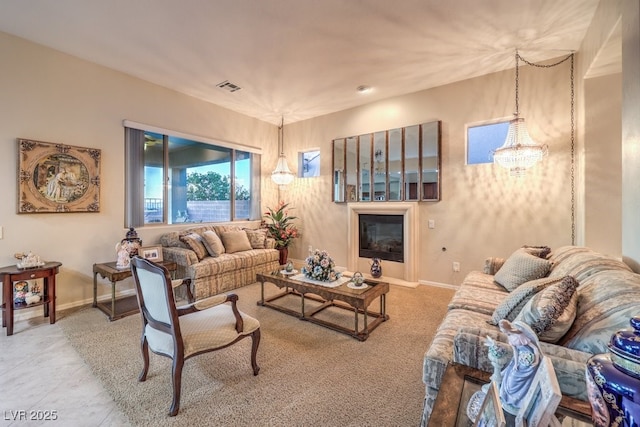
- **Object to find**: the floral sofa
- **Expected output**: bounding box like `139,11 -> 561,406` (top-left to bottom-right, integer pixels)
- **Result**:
160,224 -> 280,300
421,245 -> 640,426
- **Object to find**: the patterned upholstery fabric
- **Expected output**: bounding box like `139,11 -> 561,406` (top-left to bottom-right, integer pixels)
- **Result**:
483,257 -> 506,275
201,230 -> 225,257
244,228 -> 268,249
522,245 -> 552,258
488,276 -> 566,326
420,245 -> 640,427
494,248 -> 552,291
515,276 -> 579,343
180,233 -> 208,260
161,223 -> 279,300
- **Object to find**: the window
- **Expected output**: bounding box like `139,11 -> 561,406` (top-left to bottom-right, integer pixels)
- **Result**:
467,121 -> 510,165
299,150 -> 320,178
125,123 -> 261,227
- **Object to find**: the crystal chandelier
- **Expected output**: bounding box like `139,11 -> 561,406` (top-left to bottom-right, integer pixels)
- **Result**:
493,51 -> 548,177
271,117 -> 294,186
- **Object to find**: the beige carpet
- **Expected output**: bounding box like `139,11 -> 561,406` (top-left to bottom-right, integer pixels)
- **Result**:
58,282 -> 454,426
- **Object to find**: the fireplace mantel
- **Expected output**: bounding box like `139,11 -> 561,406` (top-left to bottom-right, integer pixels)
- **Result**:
347,203 -> 419,287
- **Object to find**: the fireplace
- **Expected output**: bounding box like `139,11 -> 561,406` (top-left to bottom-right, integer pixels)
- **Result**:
359,214 -> 404,262
347,203 -> 418,286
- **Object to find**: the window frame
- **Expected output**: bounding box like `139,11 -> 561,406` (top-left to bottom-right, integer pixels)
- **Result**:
124,120 -> 262,228
466,118 -> 511,165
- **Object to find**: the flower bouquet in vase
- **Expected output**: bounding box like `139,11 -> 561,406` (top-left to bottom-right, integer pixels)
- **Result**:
302,249 -> 341,282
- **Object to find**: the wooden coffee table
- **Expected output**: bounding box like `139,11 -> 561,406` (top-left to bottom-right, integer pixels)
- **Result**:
256,271 -> 389,341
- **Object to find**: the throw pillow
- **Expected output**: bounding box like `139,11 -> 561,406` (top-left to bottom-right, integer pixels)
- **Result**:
201,230 -> 225,257
483,257 -> 506,275
244,228 -> 268,249
179,233 -> 208,260
494,248 -> 552,291
515,275 -> 579,343
220,230 -> 252,254
522,245 -> 552,259
487,276 -> 567,325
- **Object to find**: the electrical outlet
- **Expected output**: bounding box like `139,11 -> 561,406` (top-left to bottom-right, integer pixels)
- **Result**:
428,219 -> 435,229
453,262 -> 460,272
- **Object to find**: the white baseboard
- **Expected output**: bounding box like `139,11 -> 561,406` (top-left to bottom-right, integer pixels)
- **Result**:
418,280 -> 458,290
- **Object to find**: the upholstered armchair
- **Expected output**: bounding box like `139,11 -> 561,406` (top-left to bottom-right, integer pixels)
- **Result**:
130,256 -> 261,416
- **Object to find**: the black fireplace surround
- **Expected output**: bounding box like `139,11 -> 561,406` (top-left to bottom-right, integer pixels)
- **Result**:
358,214 -> 404,263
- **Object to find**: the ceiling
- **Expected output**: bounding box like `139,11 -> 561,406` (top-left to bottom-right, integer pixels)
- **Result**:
0,0 -> 602,125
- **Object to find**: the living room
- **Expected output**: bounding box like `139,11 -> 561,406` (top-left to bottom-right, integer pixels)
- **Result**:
0,0 -> 637,425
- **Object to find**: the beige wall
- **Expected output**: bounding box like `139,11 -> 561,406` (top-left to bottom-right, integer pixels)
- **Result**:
0,5 -> 629,313
283,60 -> 576,285
584,73 -> 622,257
0,32 -> 278,309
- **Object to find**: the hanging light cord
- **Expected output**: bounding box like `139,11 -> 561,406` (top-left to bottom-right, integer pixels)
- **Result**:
516,51 -> 575,244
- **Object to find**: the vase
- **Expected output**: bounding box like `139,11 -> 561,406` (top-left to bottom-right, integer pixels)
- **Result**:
278,247 -> 288,266
586,316 -> 640,427
370,257 -> 382,278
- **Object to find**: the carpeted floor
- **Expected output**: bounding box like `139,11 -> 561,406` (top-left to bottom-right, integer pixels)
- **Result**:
58,282 -> 454,426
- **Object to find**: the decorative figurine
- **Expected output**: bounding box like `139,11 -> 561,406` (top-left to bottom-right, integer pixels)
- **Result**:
351,271 -> 365,287
467,336 -> 510,422
370,257 -> 382,278
498,319 -> 542,415
115,242 -> 131,269
285,261 -> 294,272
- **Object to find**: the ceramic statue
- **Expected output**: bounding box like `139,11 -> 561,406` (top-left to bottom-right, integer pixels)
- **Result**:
498,319 -> 542,415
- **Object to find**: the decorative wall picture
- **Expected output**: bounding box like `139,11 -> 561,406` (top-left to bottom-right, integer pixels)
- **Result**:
140,246 -> 163,262
17,138 -> 101,213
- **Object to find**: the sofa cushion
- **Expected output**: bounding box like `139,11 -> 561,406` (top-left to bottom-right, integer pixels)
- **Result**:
522,245 -> 552,258
448,272 -> 508,315
220,230 -> 252,254
488,276 -> 566,326
202,230 -> 225,257
244,228 -> 268,249
494,248 -> 552,291
160,231 -> 189,249
483,257 -> 506,275
180,233 -> 208,260
515,276 -> 579,343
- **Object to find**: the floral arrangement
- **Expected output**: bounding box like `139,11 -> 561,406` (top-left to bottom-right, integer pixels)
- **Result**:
302,249 -> 341,282
263,202 -> 299,248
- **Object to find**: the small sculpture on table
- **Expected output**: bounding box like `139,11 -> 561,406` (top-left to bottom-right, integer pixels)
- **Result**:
467,335 -> 509,422
498,319 -> 542,415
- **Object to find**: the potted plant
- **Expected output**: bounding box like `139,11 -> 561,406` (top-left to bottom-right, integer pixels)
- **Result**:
263,202 -> 299,265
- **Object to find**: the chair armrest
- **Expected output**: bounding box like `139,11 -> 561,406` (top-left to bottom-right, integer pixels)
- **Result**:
177,293 -> 244,333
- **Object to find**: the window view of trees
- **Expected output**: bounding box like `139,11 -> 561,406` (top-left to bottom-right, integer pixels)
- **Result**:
187,171 -> 250,201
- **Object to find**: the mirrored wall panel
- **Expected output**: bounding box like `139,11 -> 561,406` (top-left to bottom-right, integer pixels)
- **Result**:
332,120 -> 441,202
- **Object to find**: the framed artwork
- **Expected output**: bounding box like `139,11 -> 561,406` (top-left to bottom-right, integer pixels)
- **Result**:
17,138 -> 101,213
515,357 -> 562,427
473,381 -> 506,427
140,246 -> 163,262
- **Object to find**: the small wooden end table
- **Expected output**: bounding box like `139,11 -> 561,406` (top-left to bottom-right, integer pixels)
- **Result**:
93,260 -> 177,321
1,261 -> 62,336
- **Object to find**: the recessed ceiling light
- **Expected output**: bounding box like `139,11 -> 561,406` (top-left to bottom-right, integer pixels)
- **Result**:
357,85 -> 372,94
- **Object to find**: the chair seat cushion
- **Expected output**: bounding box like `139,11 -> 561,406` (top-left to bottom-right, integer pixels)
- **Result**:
146,305 -> 260,358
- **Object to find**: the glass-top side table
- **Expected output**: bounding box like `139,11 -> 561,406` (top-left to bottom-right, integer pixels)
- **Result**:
430,363 -> 593,427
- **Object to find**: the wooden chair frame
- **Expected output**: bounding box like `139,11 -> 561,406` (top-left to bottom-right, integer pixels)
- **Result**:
130,257 -> 260,416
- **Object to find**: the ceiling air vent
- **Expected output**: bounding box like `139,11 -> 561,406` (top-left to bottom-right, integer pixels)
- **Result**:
216,80 -> 242,93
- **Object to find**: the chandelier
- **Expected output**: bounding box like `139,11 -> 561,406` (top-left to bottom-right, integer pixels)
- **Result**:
271,117 -> 294,187
493,51 -> 548,177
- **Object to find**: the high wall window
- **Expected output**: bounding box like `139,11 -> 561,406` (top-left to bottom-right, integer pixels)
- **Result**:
467,121 -> 510,165
125,123 -> 261,227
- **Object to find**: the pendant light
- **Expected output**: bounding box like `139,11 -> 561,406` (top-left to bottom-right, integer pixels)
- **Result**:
493,51 -> 548,177
271,117 -> 294,187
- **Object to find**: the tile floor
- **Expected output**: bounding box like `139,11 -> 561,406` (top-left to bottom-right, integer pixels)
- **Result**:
0,311 -> 129,427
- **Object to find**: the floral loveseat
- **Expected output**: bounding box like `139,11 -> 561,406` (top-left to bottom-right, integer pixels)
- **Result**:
421,245 -> 640,426
160,224 -> 279,300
